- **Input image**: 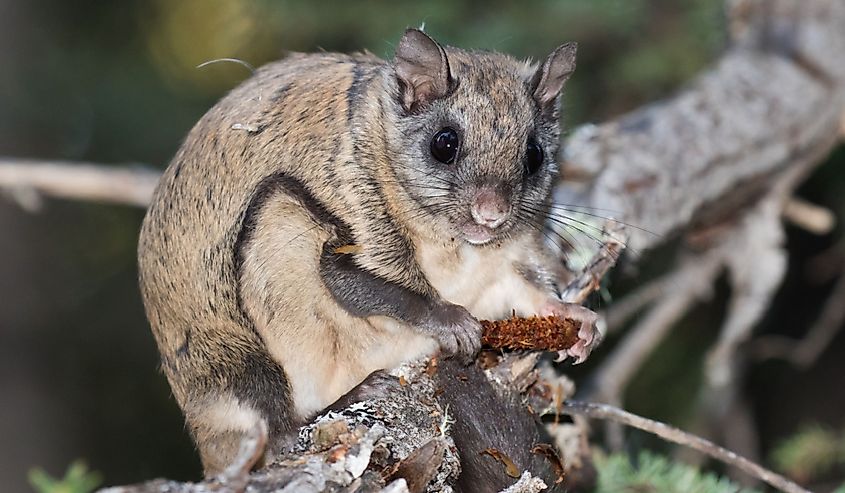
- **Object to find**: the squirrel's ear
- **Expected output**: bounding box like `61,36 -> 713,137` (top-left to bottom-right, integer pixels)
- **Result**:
531,42 -> 577,111
394,28 -> 452,112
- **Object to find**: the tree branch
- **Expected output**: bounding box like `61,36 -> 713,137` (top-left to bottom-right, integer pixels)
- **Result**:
0,159 -> 159,208
555,0 -> 845,252
562,400 -> 812,493
751,268 -> 845,368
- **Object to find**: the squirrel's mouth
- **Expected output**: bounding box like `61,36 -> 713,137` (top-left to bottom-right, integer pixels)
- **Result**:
462,224 -> 493,245
460,222 -> 506,245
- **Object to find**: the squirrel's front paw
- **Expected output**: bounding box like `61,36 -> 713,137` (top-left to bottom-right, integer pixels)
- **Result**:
541,301 -> 602,364
423,302 -> 482,365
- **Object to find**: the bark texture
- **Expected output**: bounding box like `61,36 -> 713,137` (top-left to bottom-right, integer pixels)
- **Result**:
555,0 -> 845,252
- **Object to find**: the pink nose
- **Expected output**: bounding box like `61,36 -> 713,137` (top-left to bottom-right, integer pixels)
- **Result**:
471,187 -> 509,229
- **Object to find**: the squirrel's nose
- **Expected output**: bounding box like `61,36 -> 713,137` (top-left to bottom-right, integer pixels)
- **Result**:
470,187 -> 509,229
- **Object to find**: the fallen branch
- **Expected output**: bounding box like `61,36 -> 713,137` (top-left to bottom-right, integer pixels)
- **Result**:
561,400 -> 812,493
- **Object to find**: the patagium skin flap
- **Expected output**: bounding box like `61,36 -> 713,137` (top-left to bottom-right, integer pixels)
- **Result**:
138,28 -> 596,489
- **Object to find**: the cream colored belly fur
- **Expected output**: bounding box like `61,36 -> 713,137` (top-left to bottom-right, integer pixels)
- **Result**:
276,308 -> 439,419
417,236 -> 550,320
278,236 -> 549,419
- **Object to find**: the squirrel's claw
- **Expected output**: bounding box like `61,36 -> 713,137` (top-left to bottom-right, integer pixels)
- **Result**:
542,301 -> 602,365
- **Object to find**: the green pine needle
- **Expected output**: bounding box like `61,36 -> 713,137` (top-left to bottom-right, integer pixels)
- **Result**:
28,460 -> 102,493
594,450 -> 759,493
771,424 -> 843,483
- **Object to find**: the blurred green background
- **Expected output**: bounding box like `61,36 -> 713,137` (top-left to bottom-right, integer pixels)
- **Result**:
1,1 -> 843,492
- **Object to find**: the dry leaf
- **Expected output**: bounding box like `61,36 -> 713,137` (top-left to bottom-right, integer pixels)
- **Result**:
532,443 -> 566,484
480,448 -> 521,478
326,444 -> 349,463
425,357 -> 439,377
334,244 -> 363,254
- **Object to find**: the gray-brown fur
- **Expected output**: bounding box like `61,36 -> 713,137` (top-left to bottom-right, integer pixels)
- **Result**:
138,28 -> 589,484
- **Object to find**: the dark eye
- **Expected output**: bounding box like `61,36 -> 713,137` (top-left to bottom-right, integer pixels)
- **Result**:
430,127 -> 459,164
525,138 -> 544,175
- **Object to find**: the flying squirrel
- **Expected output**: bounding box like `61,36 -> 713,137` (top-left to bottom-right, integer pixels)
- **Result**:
138,28 -> 600,490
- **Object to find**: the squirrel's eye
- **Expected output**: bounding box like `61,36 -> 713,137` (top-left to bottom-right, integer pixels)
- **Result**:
525,138 -> 544,175
430,127 -> 459,164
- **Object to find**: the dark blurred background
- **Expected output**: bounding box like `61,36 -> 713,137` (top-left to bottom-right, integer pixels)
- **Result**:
1,1 -> 842,492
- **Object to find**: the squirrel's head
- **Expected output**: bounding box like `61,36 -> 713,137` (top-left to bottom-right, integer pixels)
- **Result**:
385,28 -> 576,246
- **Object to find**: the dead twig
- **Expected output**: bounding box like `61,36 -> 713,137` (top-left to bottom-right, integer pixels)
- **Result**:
782,197 -> 836,235
704,197 -> 786,391
588,251 -> 721,404
0,159 -> 160,208
752,269 -> 845,368
561,400 -> 812,493
601,274 -> 671,333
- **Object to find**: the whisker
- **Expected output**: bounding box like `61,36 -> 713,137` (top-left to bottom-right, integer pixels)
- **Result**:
515,210 -> 579,255
404,207 -> 452,225
391,159 -> 460,190
196,57 -> 256,73
549,218 -> 637,261
519,210 -> 626,267
518,201 -> 628,261
522,201 -> 632,249
376,175 -> 454,192
543,210 -> 631,247
543,214 -> 627,251
546,203 -> 625,214
546,204 -> 659,237
400,201 -> 453,223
